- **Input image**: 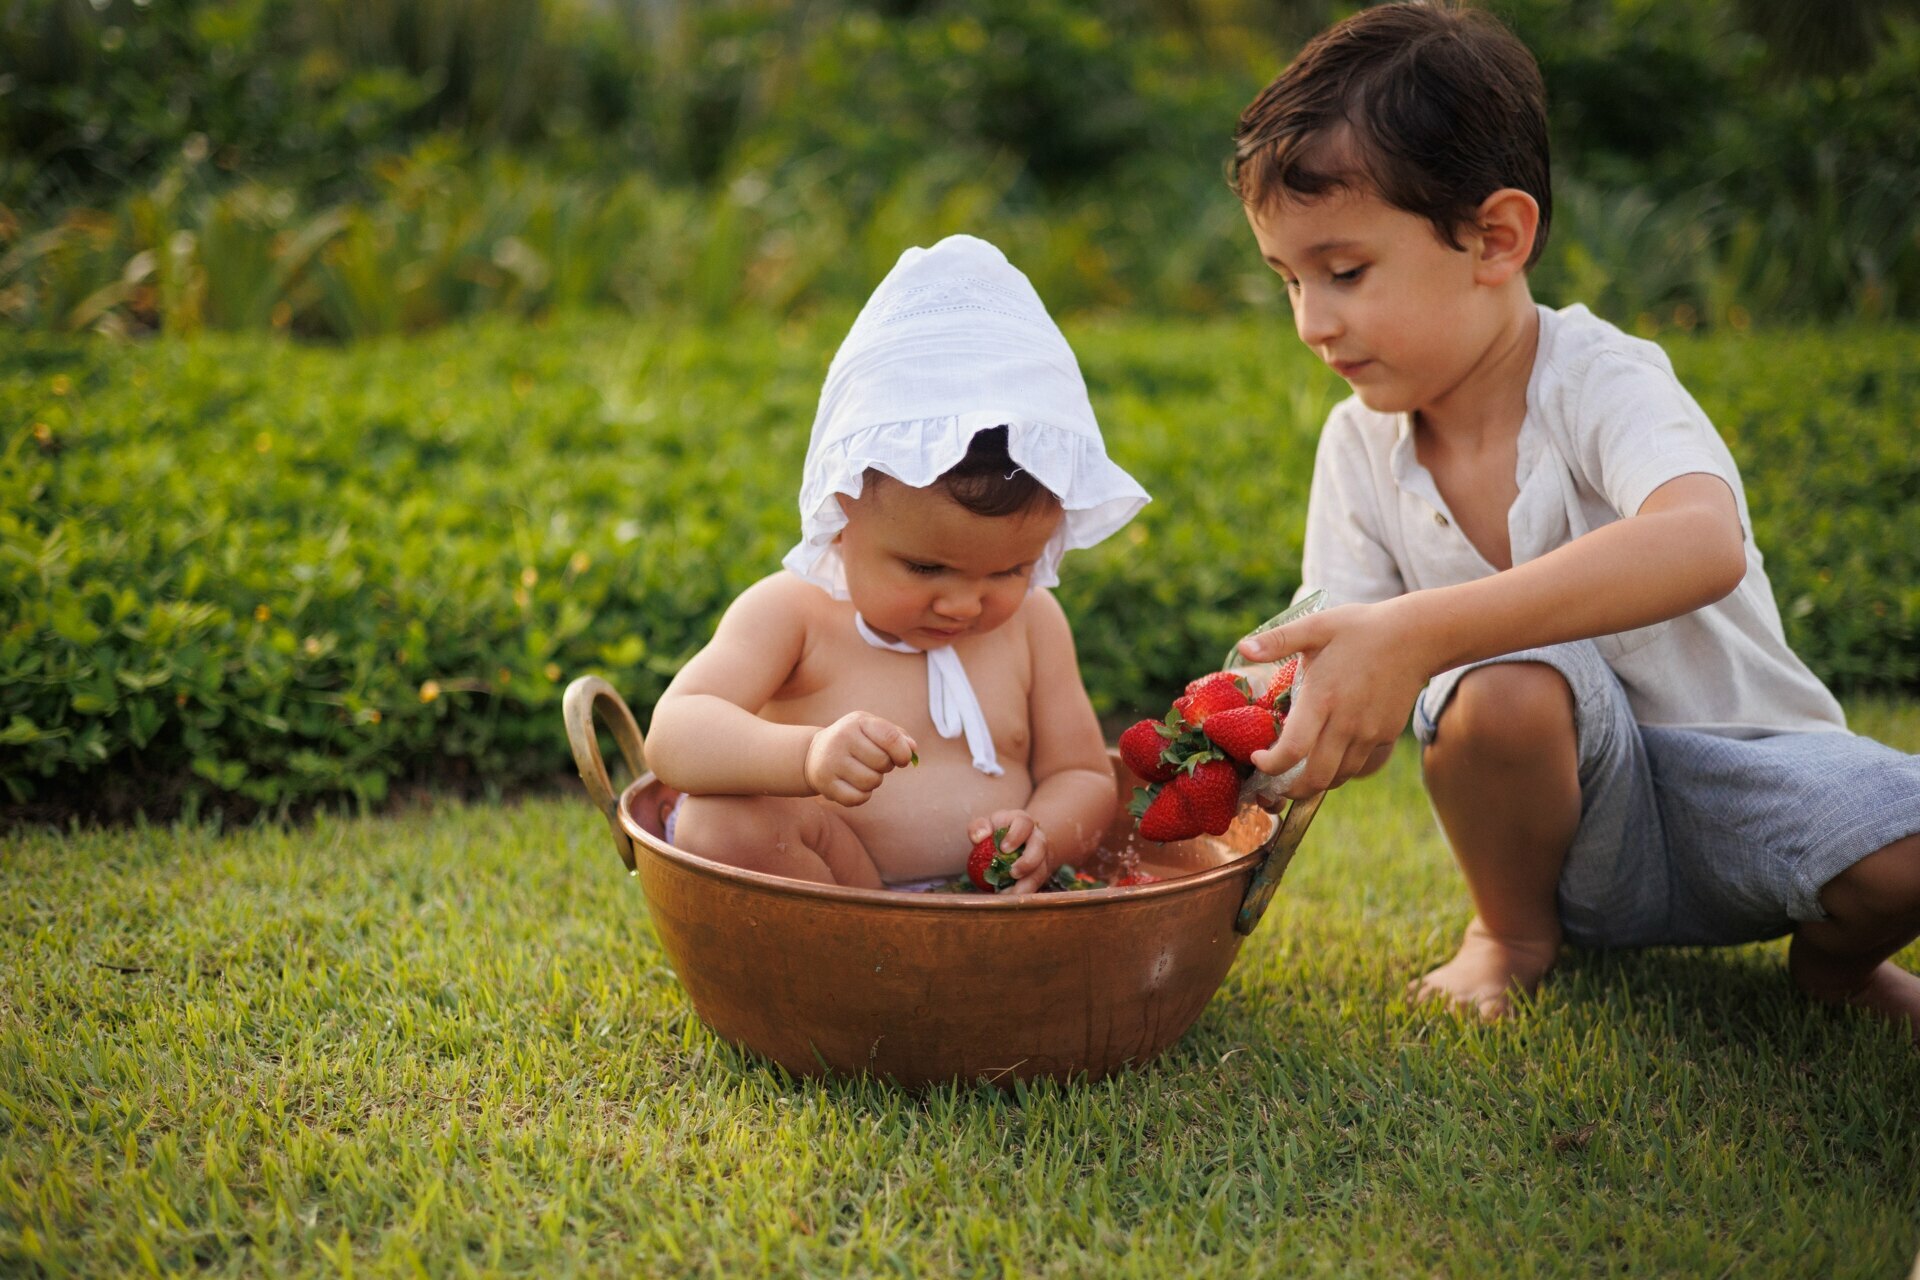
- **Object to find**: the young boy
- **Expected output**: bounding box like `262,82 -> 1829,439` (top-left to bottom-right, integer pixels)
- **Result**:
1228,2 -> 1920,1035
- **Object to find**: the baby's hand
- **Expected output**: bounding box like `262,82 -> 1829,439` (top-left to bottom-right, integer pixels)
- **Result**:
804,712 -> 918,806
967,810 -> 1052,895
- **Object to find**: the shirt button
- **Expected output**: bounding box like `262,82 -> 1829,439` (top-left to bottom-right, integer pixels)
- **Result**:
1433,511 -> 1450,527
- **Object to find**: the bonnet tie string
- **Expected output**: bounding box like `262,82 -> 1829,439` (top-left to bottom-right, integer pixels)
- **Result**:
853,613 -> 1004,776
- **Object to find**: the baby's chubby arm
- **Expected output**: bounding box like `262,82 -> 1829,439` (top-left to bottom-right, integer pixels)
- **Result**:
969,591 -> 1115,894
643,575 -> 917,804
1244,472 -> 1747,798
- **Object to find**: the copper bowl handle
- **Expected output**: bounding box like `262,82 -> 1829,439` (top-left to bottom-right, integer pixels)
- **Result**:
1233,792 -> 1324,936
563,675 -> 647,872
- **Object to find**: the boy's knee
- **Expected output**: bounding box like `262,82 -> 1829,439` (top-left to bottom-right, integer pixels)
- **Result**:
1819,834 -> 1920,928
1425,662 -> 1576,773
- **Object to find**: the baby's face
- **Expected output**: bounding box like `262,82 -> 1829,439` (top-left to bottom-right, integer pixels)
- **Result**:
835,479 -> 1063,649
1245,184 -> 1500,416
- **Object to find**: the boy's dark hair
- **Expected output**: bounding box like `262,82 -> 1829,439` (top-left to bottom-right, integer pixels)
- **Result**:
1230,1 -> 1551,269
936,426 -> 1054,518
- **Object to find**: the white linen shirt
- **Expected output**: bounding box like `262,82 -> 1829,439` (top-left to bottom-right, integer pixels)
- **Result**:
1297,302 -> 1847,738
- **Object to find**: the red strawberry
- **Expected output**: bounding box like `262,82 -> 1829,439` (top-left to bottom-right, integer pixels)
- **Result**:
1256,655 -> 1300,712
1114,871 -> 1160,887
1130,784 -> 1202,842
1119,717 -> 1178,783
1043,866 -> 1101,892
1171,759 -> 1241,836
966,827 -> 1023,893
1172,672 -> 1250,728
1183,670 -> 1247,698
1203,704 -> 1278,765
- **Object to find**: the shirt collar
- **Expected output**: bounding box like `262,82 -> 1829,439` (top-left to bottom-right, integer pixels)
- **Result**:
1387,411 -> 1452,518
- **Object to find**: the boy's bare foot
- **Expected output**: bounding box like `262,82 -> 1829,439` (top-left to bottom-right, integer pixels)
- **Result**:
1794,957 -> 1920,1044
1845,964 -> 1920,1043
1410,916 -> 1561,1019
1790,833 -> 1920,1044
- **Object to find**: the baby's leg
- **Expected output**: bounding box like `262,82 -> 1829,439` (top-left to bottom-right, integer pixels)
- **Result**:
1789,833 -> 1920,1042
669,795 -> 886,889
1414,661 -> 1580,1017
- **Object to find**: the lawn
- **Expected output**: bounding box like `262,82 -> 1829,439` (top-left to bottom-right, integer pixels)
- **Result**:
5,699 -> 1917,1278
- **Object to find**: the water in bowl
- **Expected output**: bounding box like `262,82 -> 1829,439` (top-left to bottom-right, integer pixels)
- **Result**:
1076,804 -> 1269,887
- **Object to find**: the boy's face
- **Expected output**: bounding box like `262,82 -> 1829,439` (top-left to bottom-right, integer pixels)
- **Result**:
1245,185 -> 1501,416
835,478 -> 1062,650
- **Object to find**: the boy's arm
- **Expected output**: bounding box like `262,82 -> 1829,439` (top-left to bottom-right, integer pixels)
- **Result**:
645,576 -> 913,799
983,591 -> 1116,884
1244,472 -> 1746,797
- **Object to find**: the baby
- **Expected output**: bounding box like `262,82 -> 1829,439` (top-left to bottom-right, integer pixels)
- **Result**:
644,235 -> 1150,893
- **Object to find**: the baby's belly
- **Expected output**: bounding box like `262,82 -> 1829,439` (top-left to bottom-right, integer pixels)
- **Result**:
840,756 -> 1037,883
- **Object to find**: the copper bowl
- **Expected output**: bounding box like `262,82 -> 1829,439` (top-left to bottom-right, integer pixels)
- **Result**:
564,677 -> 1320,1087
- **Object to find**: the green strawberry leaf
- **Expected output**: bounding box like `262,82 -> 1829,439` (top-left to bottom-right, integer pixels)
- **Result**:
981,826 -> 1024,890
1050,865 -> 1102,891
1176,748 -> 1224,775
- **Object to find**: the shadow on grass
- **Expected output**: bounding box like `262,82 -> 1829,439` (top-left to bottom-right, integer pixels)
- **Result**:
1552,942 -> 1919,1059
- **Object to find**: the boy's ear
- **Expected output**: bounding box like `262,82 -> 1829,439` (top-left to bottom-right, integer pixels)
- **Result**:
1472,188 -> 1539,285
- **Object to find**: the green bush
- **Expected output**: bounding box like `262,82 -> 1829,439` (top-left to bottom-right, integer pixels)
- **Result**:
4,2 -> 1917,334
1697,331 -> 1920,690
3,316 -> 1915,820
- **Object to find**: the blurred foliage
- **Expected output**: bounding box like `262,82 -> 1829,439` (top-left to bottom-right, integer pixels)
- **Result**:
1,0 -> 1917,334
3,318 -> 1915,820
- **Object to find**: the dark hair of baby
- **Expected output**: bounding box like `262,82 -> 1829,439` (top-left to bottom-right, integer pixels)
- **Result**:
934,426 -> 1055,518
1230,0 -> 1552,269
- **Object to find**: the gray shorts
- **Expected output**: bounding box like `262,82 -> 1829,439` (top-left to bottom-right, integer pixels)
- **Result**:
1413,641 -> 1920,949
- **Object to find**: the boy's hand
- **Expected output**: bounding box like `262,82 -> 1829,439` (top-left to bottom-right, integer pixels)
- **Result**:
804,712 -> 918,806
1238,600 -> 1430,798
967,810 -> 1052,895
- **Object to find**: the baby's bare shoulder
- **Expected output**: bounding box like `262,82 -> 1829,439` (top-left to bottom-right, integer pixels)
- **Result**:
724,572 -> 832,626
700,574 -> 840,676
1017,587 -> 1074,648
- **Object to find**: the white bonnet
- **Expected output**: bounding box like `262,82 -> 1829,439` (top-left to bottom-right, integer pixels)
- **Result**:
782,234 -> 1149,597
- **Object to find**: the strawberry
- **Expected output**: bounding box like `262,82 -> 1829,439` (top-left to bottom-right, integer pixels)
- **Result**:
1183,670 -> 1247,698
1203,704 -> 1278,764
1256,655 -> 1300,712
1114,871 -> 1160,887
966,827 -> 1023,893
1171,758 -> 1241,836
1119,717 -> 1180,783
1047,866 -> 1103,892
1130,783 -> 1202,842
1172,672 -> 1250,728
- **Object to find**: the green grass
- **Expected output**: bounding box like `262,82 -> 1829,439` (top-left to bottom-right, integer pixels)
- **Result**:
5,701 -> 1918,1278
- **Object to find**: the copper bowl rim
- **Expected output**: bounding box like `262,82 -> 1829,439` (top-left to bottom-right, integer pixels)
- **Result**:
616,775 -> 1272,914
